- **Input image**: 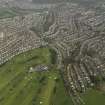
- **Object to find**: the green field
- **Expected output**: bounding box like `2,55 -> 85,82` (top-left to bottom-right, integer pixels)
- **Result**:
0,8 -> 19,19
0,7 -> 44,19
0,48 -> 73,105
82,89 -> 105,105
0,7 -> 32,19
0,48 -> 105,105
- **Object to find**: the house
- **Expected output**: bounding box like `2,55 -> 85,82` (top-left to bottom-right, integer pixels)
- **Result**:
29,64 -> 49,72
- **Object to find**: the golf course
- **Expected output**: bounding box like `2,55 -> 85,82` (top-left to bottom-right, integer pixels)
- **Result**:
0,48 -> 73,105
0,48 -> 105,105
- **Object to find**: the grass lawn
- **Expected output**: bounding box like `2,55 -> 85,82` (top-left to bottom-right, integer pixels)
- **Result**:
0,47 -> 105,105
81,89 -> 105,105
0,48 -> 73,105
0,8 -> 18,19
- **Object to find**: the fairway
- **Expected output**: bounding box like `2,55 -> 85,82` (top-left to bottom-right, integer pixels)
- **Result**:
0,48 -> 105,105
0,48 -> 73,105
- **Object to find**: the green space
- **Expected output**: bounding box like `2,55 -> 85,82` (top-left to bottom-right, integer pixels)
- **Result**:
0,8 -> 19,19
0,48 -> 73,105
0,7 -> 46,19
0,47 -> 105,105
0,7 -> 35,19
81,89 -> 105,105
